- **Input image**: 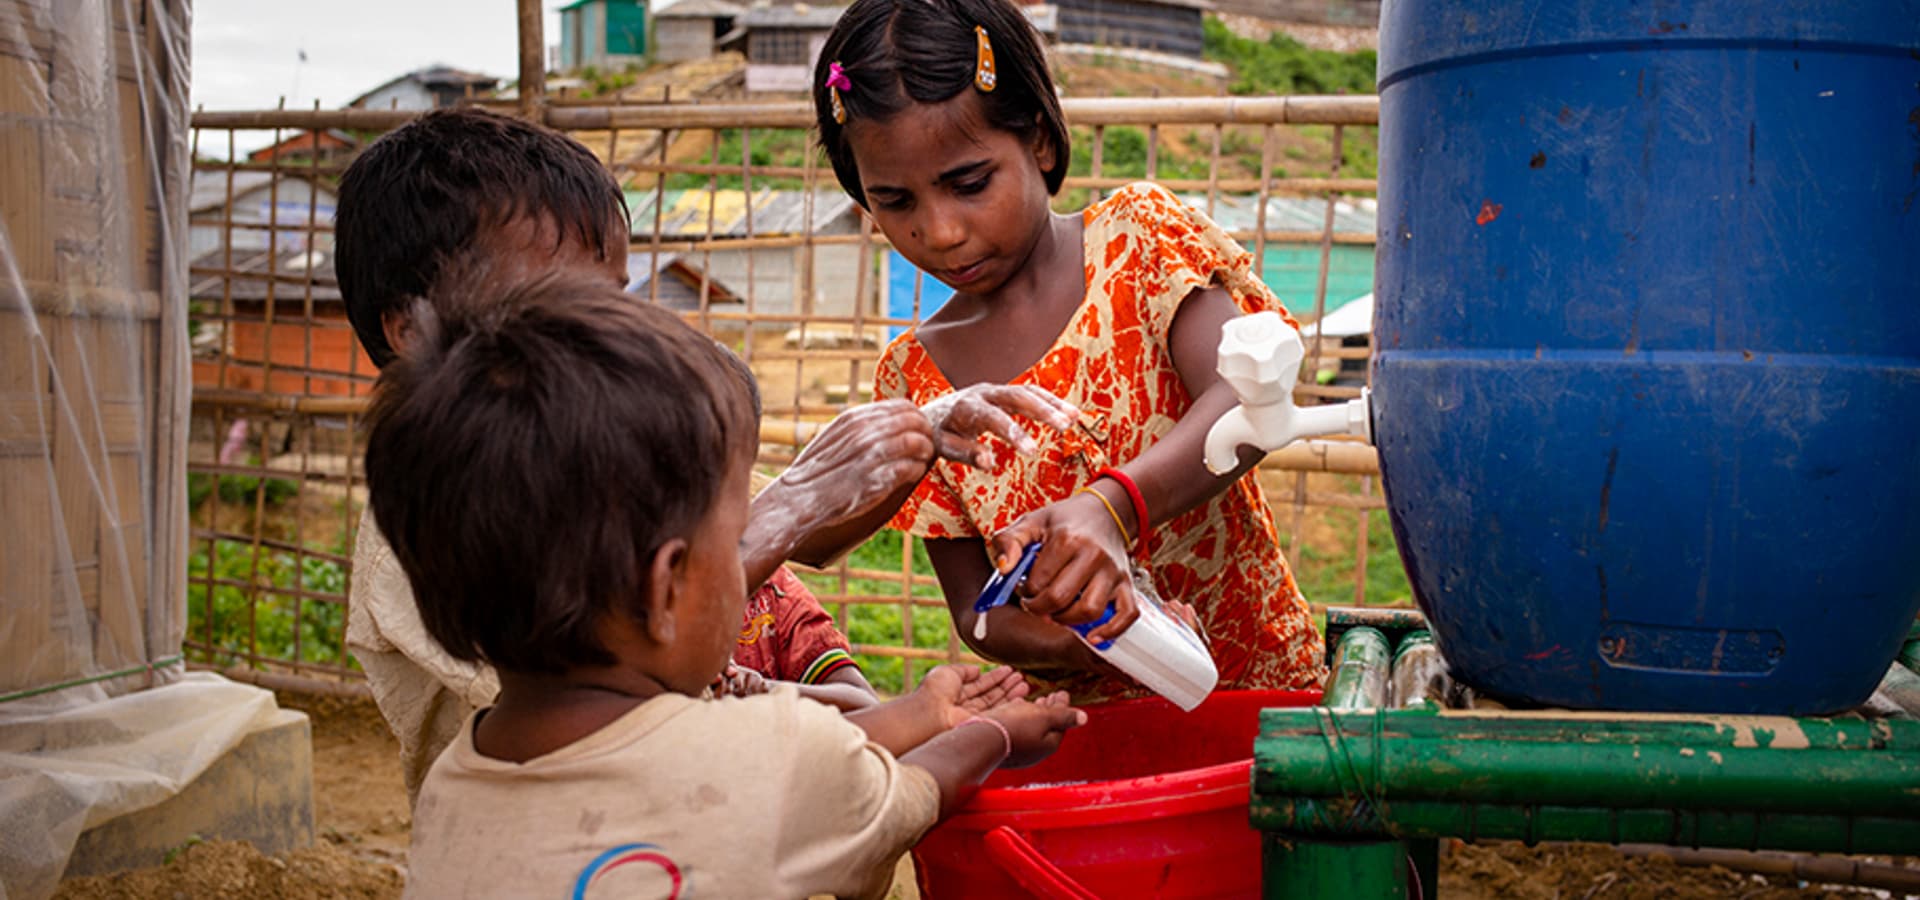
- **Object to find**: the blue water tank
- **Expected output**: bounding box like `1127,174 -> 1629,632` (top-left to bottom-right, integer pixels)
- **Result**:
1371,1 -> 1920,714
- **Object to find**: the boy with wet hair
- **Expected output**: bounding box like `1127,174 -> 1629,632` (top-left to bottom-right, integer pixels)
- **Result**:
334,106 -> 632,367
335,107 -> 1078,800
368,275 -> 1081,898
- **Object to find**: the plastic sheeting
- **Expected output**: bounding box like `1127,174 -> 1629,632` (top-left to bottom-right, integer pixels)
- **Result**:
0,1 -> 192,700
0,674 -> 285,900
1,1 -> 199,896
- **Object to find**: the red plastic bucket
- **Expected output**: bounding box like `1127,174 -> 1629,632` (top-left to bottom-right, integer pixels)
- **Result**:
913,689 -> 1321,899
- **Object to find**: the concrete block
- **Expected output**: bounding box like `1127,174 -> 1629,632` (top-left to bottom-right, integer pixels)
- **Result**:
64,708 -> 314,878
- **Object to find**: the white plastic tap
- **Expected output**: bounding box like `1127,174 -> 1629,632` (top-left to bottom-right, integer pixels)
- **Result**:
1203,311 -> 1372,475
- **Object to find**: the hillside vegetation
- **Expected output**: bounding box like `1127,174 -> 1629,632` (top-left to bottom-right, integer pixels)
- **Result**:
1203,18 -> 1377,96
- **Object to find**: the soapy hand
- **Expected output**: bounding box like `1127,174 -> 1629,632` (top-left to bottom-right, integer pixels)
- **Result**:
982,690 -> 1085,768
921,384 -> 1079,469
989,494 -> 1141,644
917,664 -> 1032,729
762,399 -> 937,531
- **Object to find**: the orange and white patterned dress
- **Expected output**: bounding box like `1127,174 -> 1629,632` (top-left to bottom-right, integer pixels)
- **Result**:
874,182 -> 1325,702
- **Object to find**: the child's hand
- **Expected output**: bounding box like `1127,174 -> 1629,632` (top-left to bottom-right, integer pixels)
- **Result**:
713,662 -> 769,697
990,496 -> 1140,644
765,399 -> 936,529
920,384 -> 1079,469
918,664 -> 1031,728
983,691 -> 1085,768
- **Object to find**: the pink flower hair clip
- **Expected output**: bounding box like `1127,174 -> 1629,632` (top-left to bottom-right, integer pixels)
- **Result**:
827,62 -> 852,123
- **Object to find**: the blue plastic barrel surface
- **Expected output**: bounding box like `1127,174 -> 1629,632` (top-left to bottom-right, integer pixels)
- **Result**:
1371,0 -> 1920,714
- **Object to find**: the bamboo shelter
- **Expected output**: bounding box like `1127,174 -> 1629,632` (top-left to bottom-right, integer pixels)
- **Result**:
0,0 -> 190,708
1,4 -> 313,898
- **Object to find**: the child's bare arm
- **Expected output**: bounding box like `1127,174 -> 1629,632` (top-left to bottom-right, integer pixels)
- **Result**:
795,678 -> 880,712
839,664 -> 1026,754
749,387 -> 1079,576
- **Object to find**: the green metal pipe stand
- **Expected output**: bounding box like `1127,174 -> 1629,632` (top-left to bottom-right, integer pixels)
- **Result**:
1254,608 -> 1920,899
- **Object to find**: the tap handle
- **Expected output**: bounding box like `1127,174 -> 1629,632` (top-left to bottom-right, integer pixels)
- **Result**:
1215,311 -> 1304,407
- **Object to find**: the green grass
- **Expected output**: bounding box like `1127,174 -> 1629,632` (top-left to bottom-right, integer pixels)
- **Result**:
1284,478 -> 1415,610
662,127 -> 816,192
794,530 -> 950,695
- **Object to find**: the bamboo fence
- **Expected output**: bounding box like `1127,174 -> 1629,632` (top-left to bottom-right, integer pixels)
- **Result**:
181,5 -> 1397,694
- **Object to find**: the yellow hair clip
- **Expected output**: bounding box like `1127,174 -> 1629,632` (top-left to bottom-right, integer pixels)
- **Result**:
974,26 -> 997,92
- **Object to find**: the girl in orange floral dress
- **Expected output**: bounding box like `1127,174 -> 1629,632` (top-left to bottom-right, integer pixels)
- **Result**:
812,0 -> 1325,701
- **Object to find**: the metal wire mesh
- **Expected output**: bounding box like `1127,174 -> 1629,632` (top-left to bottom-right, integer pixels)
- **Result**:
182,92 -> 1398,695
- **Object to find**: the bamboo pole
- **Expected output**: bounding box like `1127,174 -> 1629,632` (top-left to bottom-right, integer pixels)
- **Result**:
176,400 -> 1387,478
1257,440 -> 1380,476
191,95 -> 1382,132
1264,838 -> 1408,900
516,0 -> 545,120
202,663 -> 372,699
1255,708 -> 1920,816
593,160 -> 1380,197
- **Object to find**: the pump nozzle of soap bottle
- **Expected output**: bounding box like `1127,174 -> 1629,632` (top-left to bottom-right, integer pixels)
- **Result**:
972,543 -> 1220,711
1203,311 -> 1372,475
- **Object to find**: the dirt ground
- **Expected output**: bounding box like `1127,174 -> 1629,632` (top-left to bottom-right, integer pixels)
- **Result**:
52,692 -> 1910,899
1442,842 -> 1896,900
51,693 -> 408,900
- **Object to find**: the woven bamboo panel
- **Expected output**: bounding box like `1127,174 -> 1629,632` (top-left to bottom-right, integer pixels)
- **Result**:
180,84 -> 1398,692
0,0 -> 190,698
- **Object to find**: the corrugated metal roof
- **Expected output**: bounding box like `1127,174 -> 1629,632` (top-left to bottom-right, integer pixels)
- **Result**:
190,247 -> 341,304
739,3 -> 847,29
1178,192 -> 1378,238
622,188 -> 1367,241
189,171 -> 330,214
348,65 -> 499,108
656,0 -> 745,17
624,189 -> 860,237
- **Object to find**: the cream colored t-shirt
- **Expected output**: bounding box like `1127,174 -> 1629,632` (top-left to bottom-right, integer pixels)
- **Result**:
348,473 -> 790,804
344,511 -> 499,803
405,686 -> 941,900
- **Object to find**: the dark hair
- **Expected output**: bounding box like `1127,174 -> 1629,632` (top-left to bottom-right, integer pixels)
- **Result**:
718,341 -> 763,417
812,0 -> 1069,207
363,269 -> 757,675
335,107 -> 630,367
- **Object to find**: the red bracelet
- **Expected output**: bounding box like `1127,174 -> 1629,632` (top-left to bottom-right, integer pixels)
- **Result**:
957,716 -> 1012,764
1095,466 -> 1150,557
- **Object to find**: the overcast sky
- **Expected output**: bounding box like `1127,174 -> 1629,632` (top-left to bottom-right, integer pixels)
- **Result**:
192,0 -> 560,150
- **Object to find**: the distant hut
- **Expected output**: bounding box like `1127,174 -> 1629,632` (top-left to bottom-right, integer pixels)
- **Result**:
349,65 -> 500,110
188,172 -> 337,261
654,0 -> 743,63
245,129 -> 360,167
625,188 -> 871,317
1031,0 -> 1212,59
558,0 -> 651,71
188,247 -> 375,398
738,3 -> 847,93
